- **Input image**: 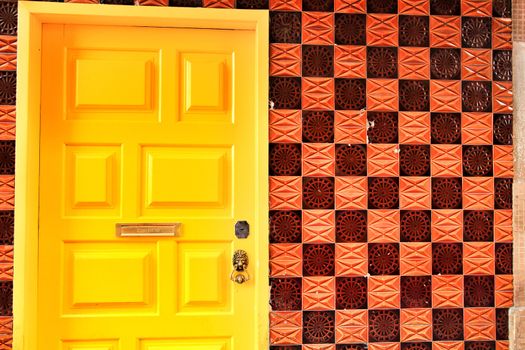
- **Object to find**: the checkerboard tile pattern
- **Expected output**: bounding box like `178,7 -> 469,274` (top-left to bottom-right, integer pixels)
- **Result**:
0,0 -> 514,348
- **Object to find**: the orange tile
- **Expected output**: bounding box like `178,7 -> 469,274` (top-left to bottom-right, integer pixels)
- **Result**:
302,78 -> 334,110
493,81 -> 513,113
497,342 -> 510,350
430,80 -> 461,112
430,16 -> 461,48
302,12 -> 334,45
0,54 -> 15,71
495,275 -> 513,307
399,177 -> 431,210
303,210 -> 335,243
269,311 -> 302,345
269,0 -> 300,10
334,110 -> 367,143
399,47 -> 430,80
399,112 -> 430,144
0,194 -> 14,210
399,0 -> 429,14
0,36 -> 16,54
0,317 -> 12,335
0,176 -> 14,193
400,243 -> 432,275
463,177 -> 494,210
495,210 -> 513,242
367,144 -> 399,177
464,242 -> 495,275
462,113 -> 493,145
494,145 -> 514,178
432,209 -> 463,242
335,177 -> 367,210
303,144 -> 335,177
203,0 -> 235,7
368,276 -> 400,309
269,244 -> 302,277
433,342 -> 464,350
367,79 -> 398,111
432,275 -> 464,308
0,106 -> 14,123
270,44 -> 301,77
303,345 -> 336,350
464,308 -> 496,340
431,145 -> 462,177
461,0 -> 492,16
336,310 -> 368,343
65,0 -> 99,3
334,0 -> 366,13
0,123 -> 14,141
367,14 -> 398,46
303,277 -> 335,310
0,264 -> 12,281
134,0 -> 167,5
0,247 -> 13,264
400,309 -> 432,341
369,343 -> 400,350
368,210 -> 400,243
334,45 -> 366,78
462,49 -> 492,81
493,18 -> 512,50
0,335 -> 11,349
269,110 -> 301,143
269,177 -> 302,210
335,243 -> 367,276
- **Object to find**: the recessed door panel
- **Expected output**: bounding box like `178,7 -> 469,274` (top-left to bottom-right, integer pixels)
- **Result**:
66,49 -> 159,121
177,242 -> 232,314
141,146 -> 232,216
63,242 -> 157,315
181,53 -> 232,122
65,145 -> 121,217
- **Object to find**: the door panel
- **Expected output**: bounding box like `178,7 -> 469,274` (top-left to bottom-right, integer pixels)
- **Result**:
39,23 -> 257,348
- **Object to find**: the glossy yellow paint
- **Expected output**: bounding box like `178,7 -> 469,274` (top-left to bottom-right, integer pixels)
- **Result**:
15,2 -> 268,349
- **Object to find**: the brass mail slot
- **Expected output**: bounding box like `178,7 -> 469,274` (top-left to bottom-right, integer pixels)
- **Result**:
116,223 -> 181,237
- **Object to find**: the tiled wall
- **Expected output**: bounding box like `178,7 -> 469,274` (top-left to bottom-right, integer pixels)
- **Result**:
2,0 -> 515,349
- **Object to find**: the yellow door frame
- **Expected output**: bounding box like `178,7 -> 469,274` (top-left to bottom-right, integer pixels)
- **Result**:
15,2 -> 269,349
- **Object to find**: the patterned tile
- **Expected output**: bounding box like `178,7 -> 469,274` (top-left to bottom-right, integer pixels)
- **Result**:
400,309 -> 432,341
462,113 -> 493,145
368,276 -> 400,309
367,79 -> 398,111
303,210 -> 335,243
303,277 -> 335,310
302,144 -> 335,176
334,45 -> 366,78
400,242 -> 432,275
366,14 -> 398,46
269,0 -> 300,10
335,243 -> 367,276
335,310 -> 368,343
430,16 -> 461,48
270,176 -> 302,209
399,112 -> 431,144
269,110 -> 302,143
334,110 -> 367,143
399,48 -> 430,80
368,209 -> 400,243
302,78 -> 334,110
270,311 -> 302,344
430,80 -> 462,112
399,177 -> 431,209
270,243 -> 302,277
302,12 -> 334,44
335,177 -> 367,209
463,242 -> 495,275
464,308 -> 496,340
432,275 -> 464,308
270,44 -> 301,76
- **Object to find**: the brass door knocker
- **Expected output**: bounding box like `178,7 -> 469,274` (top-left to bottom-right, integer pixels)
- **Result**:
230,249 -> 250,284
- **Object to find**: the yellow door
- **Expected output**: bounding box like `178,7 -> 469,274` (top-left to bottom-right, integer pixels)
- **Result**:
38,22 -> 260,349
